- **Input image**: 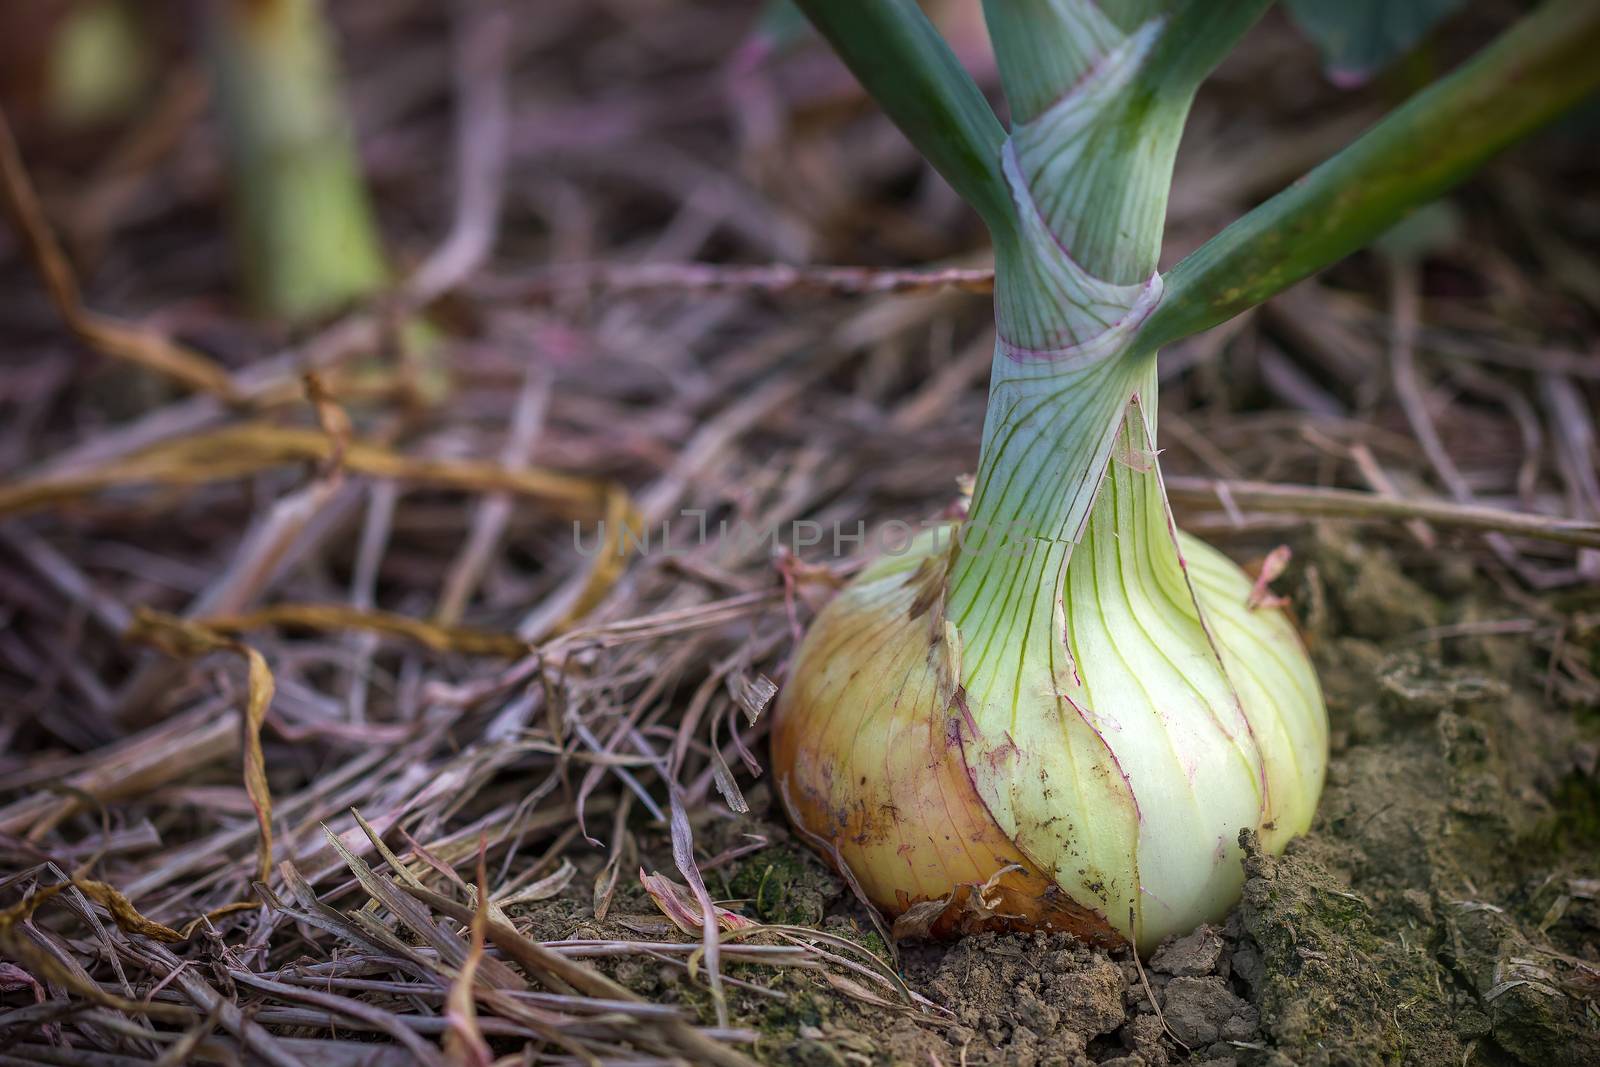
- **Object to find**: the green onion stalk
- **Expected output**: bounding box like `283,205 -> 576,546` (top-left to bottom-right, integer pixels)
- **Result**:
208,0 -> 387,322
771,0 -> 1600,953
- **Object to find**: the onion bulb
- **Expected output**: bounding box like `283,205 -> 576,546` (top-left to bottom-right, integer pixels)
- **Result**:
772,385 -> 1327,953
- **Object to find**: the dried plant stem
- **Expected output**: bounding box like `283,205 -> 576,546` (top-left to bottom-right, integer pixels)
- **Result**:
403,882 -> 759,1067
489,259 -> 997,302
1165,476 -> 1600,550
0,108 -> 235,398
0,424 -> 611,521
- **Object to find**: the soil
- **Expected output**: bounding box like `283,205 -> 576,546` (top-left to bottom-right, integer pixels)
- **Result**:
514,524 -> 1600,1066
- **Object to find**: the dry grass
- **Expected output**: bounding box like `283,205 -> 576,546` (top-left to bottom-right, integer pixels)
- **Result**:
1,3 -> 1596,1064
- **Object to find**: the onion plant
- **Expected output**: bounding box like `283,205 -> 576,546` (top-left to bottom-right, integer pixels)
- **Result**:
208,0 -> 387,321
771,0 -> 1600,953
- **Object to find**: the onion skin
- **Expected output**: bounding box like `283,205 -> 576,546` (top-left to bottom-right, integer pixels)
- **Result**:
772,535 -> 1122,946
772,404 -> 1328,954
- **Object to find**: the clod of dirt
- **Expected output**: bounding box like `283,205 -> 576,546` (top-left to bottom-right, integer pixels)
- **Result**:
778,1036 -> 849,1066
920,932 -> 1124,1064
1159,975 -> 1259,1048
1378,656 -> 1508,721
1150,923 -> 1225,977
1440,899 -> 1600,1067
724,830 -> 839,925
1115,1012 -> 1172,1067
1236,830 -> 1467,1066
1297,526 -> 1443,643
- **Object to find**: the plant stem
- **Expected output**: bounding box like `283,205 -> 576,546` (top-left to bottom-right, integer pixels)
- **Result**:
982,0 -> 1124,125
948,2 -> 1261,622
1141,0 -> 1600,351
209,0 -> 388,321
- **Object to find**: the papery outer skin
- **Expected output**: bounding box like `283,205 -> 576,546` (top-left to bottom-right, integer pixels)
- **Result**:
771,530 -> 1121,945
771,397 -> 1327,953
